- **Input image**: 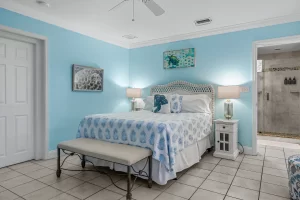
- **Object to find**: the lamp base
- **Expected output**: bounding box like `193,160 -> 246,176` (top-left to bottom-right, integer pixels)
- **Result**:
224,100 -> 233,120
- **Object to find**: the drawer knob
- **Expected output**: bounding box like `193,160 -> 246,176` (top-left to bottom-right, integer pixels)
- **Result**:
223,126 -> 225,129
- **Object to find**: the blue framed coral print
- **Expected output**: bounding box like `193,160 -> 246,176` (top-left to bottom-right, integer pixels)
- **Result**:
163,48 -> 195,69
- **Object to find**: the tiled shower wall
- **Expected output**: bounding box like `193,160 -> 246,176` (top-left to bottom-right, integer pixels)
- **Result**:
258,51 -> 300,134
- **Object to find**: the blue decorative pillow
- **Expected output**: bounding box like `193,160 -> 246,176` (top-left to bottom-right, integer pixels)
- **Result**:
170,94 -> 183,113
153,94 -> 170,114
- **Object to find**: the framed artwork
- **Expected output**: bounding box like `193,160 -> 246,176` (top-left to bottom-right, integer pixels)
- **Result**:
163,48 -> 195,69
72,65 -> 104,92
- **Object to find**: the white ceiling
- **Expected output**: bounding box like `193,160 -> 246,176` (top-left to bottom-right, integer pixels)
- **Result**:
1,0 -> 300,48
258,42 -> 300,55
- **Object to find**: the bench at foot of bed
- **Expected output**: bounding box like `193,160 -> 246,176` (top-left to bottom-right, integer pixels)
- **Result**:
56,138 -> 153,200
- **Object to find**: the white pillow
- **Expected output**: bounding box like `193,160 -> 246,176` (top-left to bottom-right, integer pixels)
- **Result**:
143,96 -> 154,111
181,94 -> 211,113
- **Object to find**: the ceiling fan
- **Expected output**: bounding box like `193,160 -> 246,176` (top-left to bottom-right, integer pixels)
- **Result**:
109,0 -> 165,21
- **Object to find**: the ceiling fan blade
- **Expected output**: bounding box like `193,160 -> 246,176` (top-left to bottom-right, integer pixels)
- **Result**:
143,0 -> 165,16
109,0 -> 128,12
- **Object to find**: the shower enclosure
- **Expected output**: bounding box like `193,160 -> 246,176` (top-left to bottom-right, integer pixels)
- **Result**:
257,51 -> 300,138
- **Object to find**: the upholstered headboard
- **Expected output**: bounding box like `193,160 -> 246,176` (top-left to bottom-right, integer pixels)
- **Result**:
150,80 -> 215,121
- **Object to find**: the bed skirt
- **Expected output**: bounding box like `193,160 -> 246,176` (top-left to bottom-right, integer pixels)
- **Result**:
87,134 -> 212,185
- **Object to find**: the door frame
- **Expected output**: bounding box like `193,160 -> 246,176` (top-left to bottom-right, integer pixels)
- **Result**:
252,34 -> 300,155
0,25 -> 48,160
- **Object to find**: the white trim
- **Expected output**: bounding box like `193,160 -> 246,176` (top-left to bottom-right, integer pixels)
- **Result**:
0,24 -> 49,160
1,1 -> 300,49
130,14 -> 300,49
252,35 -> 300,156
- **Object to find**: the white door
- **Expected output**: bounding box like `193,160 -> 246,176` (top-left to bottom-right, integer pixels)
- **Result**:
0,37 -> 34,168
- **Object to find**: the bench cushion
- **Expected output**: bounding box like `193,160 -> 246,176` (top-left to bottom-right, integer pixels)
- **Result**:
58,138 -> 152,166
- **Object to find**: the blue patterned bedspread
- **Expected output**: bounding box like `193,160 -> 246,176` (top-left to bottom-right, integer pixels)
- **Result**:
77,110 -> 212,173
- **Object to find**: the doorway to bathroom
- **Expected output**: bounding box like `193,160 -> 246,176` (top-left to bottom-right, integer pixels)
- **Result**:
256,41 -> 300,148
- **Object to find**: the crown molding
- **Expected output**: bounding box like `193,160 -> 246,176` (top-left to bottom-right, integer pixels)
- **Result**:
129,14 -> 300,49
1,1 -> 300,50
0,0 -> 130,49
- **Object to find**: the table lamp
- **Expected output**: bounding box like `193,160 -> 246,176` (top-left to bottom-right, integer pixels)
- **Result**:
126,88 -> 142,111
218,86 -> 240,120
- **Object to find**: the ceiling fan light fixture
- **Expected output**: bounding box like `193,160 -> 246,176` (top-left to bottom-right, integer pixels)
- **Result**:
36,0 -> 50,7
195,18 -> 212,26
122,34 -> 138,40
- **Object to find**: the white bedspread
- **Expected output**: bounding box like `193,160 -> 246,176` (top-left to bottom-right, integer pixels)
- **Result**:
77,111 -> 212,176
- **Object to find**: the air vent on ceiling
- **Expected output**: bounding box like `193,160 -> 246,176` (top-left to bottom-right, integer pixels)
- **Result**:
122,35 -> 138,40
195,18 -> 212,26
36,0 -> 50,7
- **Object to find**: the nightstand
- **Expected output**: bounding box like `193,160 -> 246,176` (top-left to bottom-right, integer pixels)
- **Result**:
213,119 -> 239,160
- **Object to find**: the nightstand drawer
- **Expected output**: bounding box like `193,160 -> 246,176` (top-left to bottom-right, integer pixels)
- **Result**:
216,124 -> 233,132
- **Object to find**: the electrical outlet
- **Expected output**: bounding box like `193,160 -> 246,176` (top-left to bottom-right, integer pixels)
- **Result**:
240,86 -> 250,93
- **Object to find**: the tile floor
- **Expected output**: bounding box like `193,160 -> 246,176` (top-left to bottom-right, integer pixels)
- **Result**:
0,144 -> 297,200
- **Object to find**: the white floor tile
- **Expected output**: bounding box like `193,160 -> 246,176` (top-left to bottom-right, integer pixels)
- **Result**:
264,157 -> 285,164
236,169 -> 261,181
51,177 -> 84,192
225,196 -> 240,200
15,164 -> 44,174
10,180 -> 47,196
190,189 -> 224,200
239,163 -> 263,173
207,172 -> 234,184
262,174 -> 288,187
38,173 -> 69,185
0,186 -> 5,193
218,160 -> 240,169
132,186 -> 161,200
165,182 -> 196,199
260,182 -> 289,198
67,182 -> 102,200
88,174 -> 122,188
49,193 -> 80,200
194,162 -> 216,171
0,175 -> 33,189
201,155 -> 221,164
86,189 -> 123,200
265,149 -> 285,159
263,167 -> 288,178
0,171 -> 22,182
23,186 -> 62,200
0,168 -> 12,175
200,179 -> 230,195
263,161 -> 286,170
177,174 -> 205,187
9,161 -> 35,170
244,155 -> 264,161
213,165 -> 237,176
186,168 -> 211,178
232,176 -> 260,191
259,192 -> 290,200
106,179 -> 139,195
242,158 -> 263,166
73,171 -> 101,182
227,185 -> 259,200
155,192 -> 186,200
0,190 -> 19,200
26,168 -> 55,179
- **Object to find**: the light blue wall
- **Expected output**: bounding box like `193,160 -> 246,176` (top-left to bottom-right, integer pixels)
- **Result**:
129,21 -> 300,147
0,8 -> 130,150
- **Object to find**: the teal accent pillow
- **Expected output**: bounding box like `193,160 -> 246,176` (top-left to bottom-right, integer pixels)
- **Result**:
153,94 -> 170,114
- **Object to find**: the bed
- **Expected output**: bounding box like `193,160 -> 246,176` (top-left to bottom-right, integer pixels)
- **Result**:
76,81 -> 215,185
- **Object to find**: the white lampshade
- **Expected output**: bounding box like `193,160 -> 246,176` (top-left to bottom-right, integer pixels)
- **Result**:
218,86 -> 240,99
126,88 -> 142,98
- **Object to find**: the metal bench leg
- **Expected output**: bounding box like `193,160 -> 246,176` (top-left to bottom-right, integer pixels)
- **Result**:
81,155 -> 86,168
148,156 -> 153,188
126,166 -> 132,200
56,147 -> 61,177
